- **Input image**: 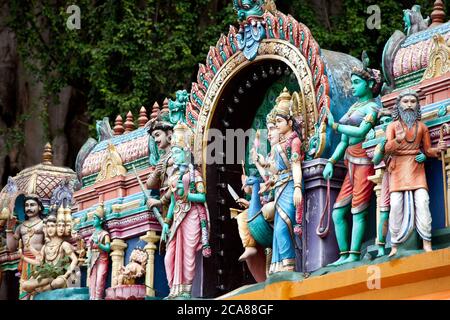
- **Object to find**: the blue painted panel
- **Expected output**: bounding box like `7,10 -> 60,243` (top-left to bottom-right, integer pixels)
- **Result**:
154,250 -> 169,298
426,158 -> 446,230
124,237 -> 168,297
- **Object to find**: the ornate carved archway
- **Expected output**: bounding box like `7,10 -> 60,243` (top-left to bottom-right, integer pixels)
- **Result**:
185,10 -> 332,174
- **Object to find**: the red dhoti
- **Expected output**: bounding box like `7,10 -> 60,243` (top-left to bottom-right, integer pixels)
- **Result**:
18,250 -> 36,300
333,143 -> 374,214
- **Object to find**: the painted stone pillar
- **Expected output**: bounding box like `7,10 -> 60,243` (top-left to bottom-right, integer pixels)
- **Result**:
445,149 -> 450,227
140,231 -> 160,297
368,169 -> 384,245
110,239 -> 128,287
302,158 -> 346,273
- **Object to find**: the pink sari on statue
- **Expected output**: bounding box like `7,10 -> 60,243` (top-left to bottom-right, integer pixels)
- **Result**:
88,230 -> 109,300
164,170 -> 205,298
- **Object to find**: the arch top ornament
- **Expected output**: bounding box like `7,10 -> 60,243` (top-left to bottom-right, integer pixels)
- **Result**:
186,2 -> 332,165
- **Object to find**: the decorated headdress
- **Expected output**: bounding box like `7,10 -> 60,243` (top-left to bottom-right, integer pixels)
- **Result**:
56,205 -> 65,222
271,88 -> 307,143
147,113 -> 173,135
44,214 -> 57,224
351,51 -> 383,97
94,202 -> 105,220
274,88 -> 293,118
171,122 -> 194,150
266,108 -> 276,125
64,207 -> 72,223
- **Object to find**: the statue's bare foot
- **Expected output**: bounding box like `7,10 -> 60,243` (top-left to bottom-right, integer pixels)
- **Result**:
180,293 -> 191,299
376,246 -> 386,258
388,246 -> 398,257
342,253 -> 360,264
327,254 -> 349,267
423,240 -> 432,252
238,247 -> 258,262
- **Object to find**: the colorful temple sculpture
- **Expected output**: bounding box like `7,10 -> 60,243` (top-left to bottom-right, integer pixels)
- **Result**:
0,144 -> 77,299
1,0 -> 450,300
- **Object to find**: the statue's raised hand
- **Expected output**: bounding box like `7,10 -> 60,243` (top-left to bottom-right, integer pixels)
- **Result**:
250,147 -> 258,163
395,126 -> 406,143
236,198 -> 249,209
6,215 -> 17,230
323,162 -> 334,180
146,198 -> 161,209
241,174 -> 248,188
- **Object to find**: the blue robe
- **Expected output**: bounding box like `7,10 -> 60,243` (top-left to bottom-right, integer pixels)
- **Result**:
270,144 -> 296,274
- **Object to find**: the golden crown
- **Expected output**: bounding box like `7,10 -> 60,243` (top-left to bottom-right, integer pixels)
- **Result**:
56,205 -> 65,222
171,121 -> 193,150
266,109 -> 276,125
95,202 -> 105,220
273,87 -> 292,117
64,207 -> 72,223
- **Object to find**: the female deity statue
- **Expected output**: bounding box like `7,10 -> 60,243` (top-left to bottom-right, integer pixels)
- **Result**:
148,122 -> 210,299
259,88 -> 304,274
86,203 -> 111,300
323,52 -> 382,266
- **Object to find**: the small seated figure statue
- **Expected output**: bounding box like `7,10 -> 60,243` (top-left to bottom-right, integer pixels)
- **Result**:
117,248 -> 148,286
20,214 -> 78,296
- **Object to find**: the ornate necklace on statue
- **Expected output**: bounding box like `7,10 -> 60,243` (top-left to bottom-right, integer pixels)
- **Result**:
22,221 -> 42,248
23,219 -> 42,230
401,121 -> 419,144
44,240 -> 63,262
347,99 -> 375,116
92,229 -> 102,244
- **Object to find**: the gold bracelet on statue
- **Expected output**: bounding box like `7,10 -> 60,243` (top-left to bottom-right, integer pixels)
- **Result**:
164,217 -> 173,225
328,158 -> 337,165
332,123 -> 339,131
5,229 -> 13,233
294,183 -> 302,189
160,194 -> 169,205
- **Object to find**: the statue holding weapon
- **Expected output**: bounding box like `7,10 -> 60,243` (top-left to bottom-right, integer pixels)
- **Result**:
148,122 -> 210,299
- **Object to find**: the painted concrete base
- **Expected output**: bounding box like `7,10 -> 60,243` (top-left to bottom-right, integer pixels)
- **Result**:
218,246 -> 450,300
105,285 -> 146,300
34,287 -> 89,300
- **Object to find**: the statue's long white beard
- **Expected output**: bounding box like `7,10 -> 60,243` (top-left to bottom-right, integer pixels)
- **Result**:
399,108 -> 418,129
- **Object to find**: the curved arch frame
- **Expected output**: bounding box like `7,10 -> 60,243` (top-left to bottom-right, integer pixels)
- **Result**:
193,39 -> 318,178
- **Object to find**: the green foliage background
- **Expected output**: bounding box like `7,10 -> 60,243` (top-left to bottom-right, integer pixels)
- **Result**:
7,0 -> 450,130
